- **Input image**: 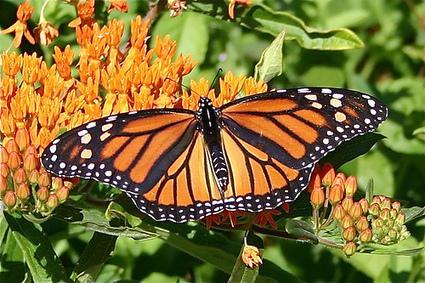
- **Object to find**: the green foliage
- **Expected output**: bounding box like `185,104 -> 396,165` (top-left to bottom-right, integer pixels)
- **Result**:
0,0 -> 424,282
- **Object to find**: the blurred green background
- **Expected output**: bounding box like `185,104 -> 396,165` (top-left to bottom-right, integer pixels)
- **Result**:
0,0 -> 424,282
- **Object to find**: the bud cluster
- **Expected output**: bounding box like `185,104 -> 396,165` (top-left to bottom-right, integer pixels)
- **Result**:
309,163 -> 410,257
0,138 -> 73,215
369,196 -> 410,245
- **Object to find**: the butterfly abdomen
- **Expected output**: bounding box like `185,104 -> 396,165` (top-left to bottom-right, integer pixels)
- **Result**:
209,144 -> 229,191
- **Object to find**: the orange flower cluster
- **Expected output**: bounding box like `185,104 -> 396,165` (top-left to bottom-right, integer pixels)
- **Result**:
0,1 -> 266,217
309,163 -> 410,256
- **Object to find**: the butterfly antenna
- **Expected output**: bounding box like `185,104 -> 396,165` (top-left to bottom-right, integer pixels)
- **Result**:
209,68 -> 223,90
164,77 -> 201,97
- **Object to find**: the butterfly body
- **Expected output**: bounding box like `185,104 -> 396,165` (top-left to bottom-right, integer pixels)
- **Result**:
196,97 -> 229,193
41,87 -> 388,222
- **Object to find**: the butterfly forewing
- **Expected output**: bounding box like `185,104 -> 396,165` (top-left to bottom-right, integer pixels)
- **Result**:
42,110 -> 198,194
220,87 -> 388,169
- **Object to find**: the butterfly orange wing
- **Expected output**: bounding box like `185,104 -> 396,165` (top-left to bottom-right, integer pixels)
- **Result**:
220,87 -> 387,169
42,110 -> 198,195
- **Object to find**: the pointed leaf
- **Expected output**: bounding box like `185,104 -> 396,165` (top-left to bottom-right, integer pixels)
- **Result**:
189,3 -> 363,50
228,234 -> 262,283
254,30 -> 285,82
402,206 -> 425,223
321,133 -> 385,168
72,232 -> 117,283
4,213 -> 68,282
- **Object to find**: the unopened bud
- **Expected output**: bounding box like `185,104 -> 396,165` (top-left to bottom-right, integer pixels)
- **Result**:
341,197 -> 353,212
359,229 -> 372,243
46,194 -> 59,209
341,215 -> 354,229
371,196 -> 381,205
63,181 -> 73,190
379,208 -> 390,220
349,202 -> 363,220
373,218 -> 384,228
56,186 -> 70,203
0,176 -> 8,195
358,198 -> 369,214
36,186 -> 50,202
381,197 -> 391,209
344,176 -> 357,197
343,242 -> 356,256
24,145 -> 37,159
51,177 -> 63,191
308,168 -> 321,192
333,204 -> 345,221
0,163 -> 9,178
332,172 -> 346,188
5,139 -> 19,153
355,216 -> 369,231
0,145 -> 9,163
14,168 -> 26,184
320,163 -> 335,187
391,201 -> 401,212
28,169 -> 39,184
343,226 -> 357,241
310,187 -> 325,208
15,126 -> 30,152
368,203 -> 380,216
7,151 -> 21,170
389,208 -> 398,219
38,172 -> 51,187
16,183 -> 30,200
4,190 -> 17,208
395,213 -> 405,225
24,153 -> 38,172
329,184 -> 344,205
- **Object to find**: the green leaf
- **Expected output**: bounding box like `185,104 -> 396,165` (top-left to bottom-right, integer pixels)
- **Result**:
300,66 -> 345,87
72,232 -> 118,283
358,243 -> 423,256
4,213 -> 68,282
365,179 -> 374,203
402,206 -> 425,223
53,204 -> 157,240
254,30 -> 285,82
413,127 -> 425,142
322,133 -> 386,168
0,229 -> 26,282
159,224 -> 301,283
228,234 -> 262,283
152,11 -> 209,64
285,219 -> 318,244
189,3 -> 364,50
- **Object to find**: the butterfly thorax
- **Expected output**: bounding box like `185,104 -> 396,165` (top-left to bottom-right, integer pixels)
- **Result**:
197,97 -> 229,194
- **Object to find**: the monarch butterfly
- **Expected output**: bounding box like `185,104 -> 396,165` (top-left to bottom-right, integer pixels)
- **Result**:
41,87 -> 387,222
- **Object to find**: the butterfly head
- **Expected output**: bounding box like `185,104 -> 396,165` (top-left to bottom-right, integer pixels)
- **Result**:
198,97 -> 213,109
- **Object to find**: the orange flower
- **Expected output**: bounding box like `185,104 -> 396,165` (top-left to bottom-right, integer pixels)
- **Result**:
228,0 -> 251,20
69,0 -> 96,28
53,46 -> 74,80
34,21 -> 59,46
0,0 -> 35,47
241,244 -> 262,269
108,0 -> 129,13
254,210 -> 280,229
168,0 -> 187,17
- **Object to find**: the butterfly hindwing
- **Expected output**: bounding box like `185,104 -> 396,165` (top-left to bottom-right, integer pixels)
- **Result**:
127,129 -> 313,222
220,87 -> 387,169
